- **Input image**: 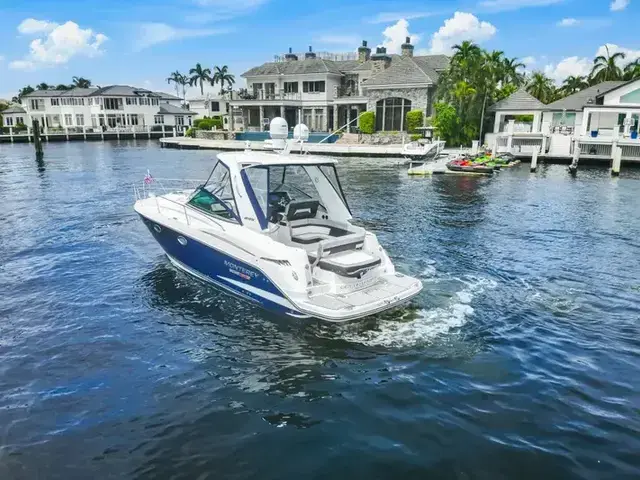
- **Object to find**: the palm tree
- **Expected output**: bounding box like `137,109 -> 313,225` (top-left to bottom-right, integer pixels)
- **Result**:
526,72 -> 555,103
178,74 -> 188,104
55,84 -> 72,90
591,45 -> 625,83
36,83 -> 50,90
188,63 -> 212,96
211,65 -> 235,95
623,59 -> 640,81
503,57 -> 526,86
72,76 -> 92,88
451,41 -> 482,81
167,71 -> 183,98
561,75 -> 589,95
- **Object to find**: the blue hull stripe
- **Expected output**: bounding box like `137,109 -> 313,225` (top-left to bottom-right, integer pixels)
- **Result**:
139,214 -> 307,317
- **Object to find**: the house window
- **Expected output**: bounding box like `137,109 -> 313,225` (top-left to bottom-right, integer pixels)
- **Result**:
303,108 -> 313,128
127,114 -> 139,126
64,114 -> 73,126
5,117 -> 13,126
16,117 -> 24,125
51,98 -> 59,106
76,114 -> 84,126
303,81 -> 325,93
30,99 -> 44,110
375,97 -> 412,131
211,101 -> 220,112
88,98 -> 93,106
252,83 -> 263,93
152,98 -> 158,106
154,115 -> 164,124
176,116 -> 185,126
104,98 -> 123,110
314,108 -> 324,131
284,82 -> 298,93
126,97 -> 137,105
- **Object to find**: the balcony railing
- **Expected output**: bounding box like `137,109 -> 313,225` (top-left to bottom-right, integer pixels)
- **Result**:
230,90 -> 302,101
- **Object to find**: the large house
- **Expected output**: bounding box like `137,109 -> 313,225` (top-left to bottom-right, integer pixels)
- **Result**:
2,86 -> 196,131
229,39 -> 449,132
487,79 -> 640,160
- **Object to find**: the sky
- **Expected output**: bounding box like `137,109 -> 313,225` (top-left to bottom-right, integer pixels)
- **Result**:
0,0 -> 638,100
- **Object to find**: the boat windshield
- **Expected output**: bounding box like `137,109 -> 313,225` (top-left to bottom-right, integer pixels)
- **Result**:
242,163 -> 349,225
187,161 -> 240,222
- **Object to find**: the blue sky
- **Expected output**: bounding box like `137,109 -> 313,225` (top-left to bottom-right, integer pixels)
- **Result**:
0,0 -> 637,100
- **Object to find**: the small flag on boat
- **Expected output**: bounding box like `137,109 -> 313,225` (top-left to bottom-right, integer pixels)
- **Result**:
144,170 -> 153,184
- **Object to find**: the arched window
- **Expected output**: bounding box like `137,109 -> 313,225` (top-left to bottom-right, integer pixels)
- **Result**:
375,98 -> 412,131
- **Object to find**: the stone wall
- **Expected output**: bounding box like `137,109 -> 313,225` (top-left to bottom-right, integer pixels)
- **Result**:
357,132 -> 409,145
366,88 -> 430,113
195,130 -> 234,140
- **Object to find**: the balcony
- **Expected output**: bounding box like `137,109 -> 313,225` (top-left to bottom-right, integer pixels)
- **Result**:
229,90 -> 302,102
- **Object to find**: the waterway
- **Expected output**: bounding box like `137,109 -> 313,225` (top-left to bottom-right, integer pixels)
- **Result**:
1,140 -> 639,479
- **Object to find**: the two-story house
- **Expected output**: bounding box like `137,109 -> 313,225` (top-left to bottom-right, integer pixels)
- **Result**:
229,39 -> 449,133
4,85 -> 195,131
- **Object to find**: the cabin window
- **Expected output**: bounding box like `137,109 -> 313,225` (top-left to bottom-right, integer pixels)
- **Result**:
303,81 -> 325,93
189,161 -> 240,223
284,82 -> 298,93
375,97 -> 412,131
154,115 -> 164,124
211,101 -> 220,111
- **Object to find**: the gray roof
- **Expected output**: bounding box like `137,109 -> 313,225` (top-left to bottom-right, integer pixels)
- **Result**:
2,105 -> 26,114
363,56 -> 444,87
243,58 -> 344,76
155,91 -> 181,100
157,103 -> 196,115
22,85 -> 163,98
22,89 -> 67,97
489,88 -> 545,111
545,81 -> 627,111
90,85 -> 161,97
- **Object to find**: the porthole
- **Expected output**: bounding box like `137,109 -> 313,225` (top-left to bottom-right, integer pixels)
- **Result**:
177,236 -> 188,246
153,224 -> 162,233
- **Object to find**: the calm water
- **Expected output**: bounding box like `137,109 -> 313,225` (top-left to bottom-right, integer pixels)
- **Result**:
1,141 -> 639,479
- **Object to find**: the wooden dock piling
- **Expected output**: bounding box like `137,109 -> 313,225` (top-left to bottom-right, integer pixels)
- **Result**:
32,119 -> 43,158
530,147 -> 539,172
611,146 -> 622,176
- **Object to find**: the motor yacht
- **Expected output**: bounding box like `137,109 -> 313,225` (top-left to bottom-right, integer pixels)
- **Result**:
134,120 -> 422,322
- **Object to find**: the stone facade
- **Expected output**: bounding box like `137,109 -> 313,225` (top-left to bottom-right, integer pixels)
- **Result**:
365,88 -> 430,114
195,130 -> 234,140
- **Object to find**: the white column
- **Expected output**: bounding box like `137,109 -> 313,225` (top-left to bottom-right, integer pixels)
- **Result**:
623,112 -> 631,137
612,146 -> 622,176
323,106 -> 328,132
493,114 -> 501,133
83,125 -> 87,140
9,127 -> 13,143
530,147 -> 539,172
259,106 -> 265,131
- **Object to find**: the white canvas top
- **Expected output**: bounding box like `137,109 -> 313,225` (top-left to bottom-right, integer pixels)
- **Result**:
217,151 -> 338,168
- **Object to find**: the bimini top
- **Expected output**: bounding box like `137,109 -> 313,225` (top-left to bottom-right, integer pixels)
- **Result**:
217,151 -> 338,168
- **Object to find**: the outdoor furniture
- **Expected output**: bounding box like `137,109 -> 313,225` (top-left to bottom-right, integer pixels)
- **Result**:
591,130 -> 598,138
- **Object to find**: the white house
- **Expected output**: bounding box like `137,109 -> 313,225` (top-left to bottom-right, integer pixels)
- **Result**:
487,79 -> 640,160
188,94 -> 229,119
229,40 -> 448,132
3,85 -> 196,132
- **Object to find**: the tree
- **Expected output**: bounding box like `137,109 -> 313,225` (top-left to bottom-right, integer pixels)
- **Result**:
188,63 -> 212,96
12,85 -> 34,103
623,59 -> 640,81
36,83 -> 50,90
167,71 -> 184,98
55,84 -> 72,90
502,57 -> 526,86
591,45 -> 625,83
561,75 -> 589,95
72,76 -> 92,88
526,72 -> 555,103
212,65 -> 235,95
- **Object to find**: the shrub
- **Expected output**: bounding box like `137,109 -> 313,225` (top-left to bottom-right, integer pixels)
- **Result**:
194,116 -> 223,130
185,127 -> 196,138
406,109 -> 424,134
359,111 -> 375,134
410,133 -> 422,142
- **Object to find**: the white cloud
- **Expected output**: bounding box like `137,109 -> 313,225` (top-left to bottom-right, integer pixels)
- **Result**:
380,19 -> 421,54
17,18 -> 57,35
428,12 -> 496,54
543,56 -> 591,83
610,0 -> 630,11
10,20 -> 107,70
134,23 -> 231,51
366,11 -> 444,24
521,56 -> 537,68
315,34 -> 360,46
557,18 -> 580,27
479,0 -> 563,12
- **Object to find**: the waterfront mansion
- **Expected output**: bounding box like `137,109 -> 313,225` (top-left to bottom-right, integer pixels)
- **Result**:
228,38 -> 449,132
2,85 -> 196,131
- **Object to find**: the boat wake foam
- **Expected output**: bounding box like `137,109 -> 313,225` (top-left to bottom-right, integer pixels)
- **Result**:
333,275 -> 497,348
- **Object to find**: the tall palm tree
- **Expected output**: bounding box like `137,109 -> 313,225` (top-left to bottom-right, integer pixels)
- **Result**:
591,45 -> 625,83
451,41 -> 482,81
72,76 -> 92,88
188,63 -> 212,96
55,84 -> 72,90
166,71 -> 183,98
561,75 -> 589,95
503,57 -> 526,86
211,65 -> 235,95
36,83 -> 50,90
178,74 -> 188,104
526,72 -> 555,103
623,59 -> 640,81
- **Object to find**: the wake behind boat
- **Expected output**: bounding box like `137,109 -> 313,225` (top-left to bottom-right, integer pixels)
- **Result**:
134,119 -> 422,322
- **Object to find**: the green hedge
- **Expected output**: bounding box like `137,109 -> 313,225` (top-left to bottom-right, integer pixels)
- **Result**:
193,116 -> 223,130
359,111 -> 375,134
406,109 -> 424,134
410,133 -> 422,142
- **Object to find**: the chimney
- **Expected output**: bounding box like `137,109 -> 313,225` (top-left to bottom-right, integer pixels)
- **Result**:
305,46 -> 316,59
358,40 -> 371,63
284,47 -> 298,62
371,46 -> 391,74
401,36 -> 414,57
